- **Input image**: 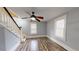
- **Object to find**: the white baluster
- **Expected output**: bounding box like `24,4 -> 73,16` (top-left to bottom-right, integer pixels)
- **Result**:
2,13 -> 5,25
7,16 -> 9,28
0,13 -> 2,23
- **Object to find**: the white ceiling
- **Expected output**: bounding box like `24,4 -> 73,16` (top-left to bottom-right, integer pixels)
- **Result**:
8,7 -> 74,21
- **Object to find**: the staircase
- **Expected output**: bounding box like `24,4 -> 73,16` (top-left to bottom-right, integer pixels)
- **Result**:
0,7 -> 26,50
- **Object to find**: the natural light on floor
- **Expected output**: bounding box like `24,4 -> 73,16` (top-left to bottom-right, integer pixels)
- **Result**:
30,40 -> 38,51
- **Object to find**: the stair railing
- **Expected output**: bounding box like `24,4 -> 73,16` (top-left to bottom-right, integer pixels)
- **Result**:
0,7 -> 21,38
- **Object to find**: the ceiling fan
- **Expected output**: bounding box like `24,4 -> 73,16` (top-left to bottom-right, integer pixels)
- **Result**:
21,11 -> 44,22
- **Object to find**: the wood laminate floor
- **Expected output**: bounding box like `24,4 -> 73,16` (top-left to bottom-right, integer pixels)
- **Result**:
16,37 -> 67,51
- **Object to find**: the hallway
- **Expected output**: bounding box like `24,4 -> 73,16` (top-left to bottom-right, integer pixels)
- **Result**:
16,37 -> 66,51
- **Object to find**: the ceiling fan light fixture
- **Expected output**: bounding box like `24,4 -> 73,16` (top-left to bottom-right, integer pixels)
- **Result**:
31,17 -> 36,21
22,11 -> 43,22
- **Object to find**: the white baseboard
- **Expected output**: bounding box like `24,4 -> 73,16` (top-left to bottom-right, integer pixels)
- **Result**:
9,41 -> 20,51
27,35 -> 47,38
47,35 -> 76,51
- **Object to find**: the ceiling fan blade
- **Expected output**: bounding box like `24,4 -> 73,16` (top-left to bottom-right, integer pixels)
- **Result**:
36,16 -> 44,19
25,11 -> 31,16
36,18 -> 40,22
21,17 -> 29,19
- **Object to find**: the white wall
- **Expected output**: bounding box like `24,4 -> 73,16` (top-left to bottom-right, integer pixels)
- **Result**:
15,18 -> 47,37
66,8 -> 79,50
4,29 -> 20,51
0,24 -> 20,51
0,26 -> 5,51
47,8 -> 79,50
34,22 -> 47,35
47,19 -> 55,37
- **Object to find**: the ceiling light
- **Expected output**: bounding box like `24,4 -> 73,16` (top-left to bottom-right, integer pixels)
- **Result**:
31,17 -> 36,21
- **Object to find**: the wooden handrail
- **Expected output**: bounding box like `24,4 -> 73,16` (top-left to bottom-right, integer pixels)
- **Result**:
3,7 -> 20,30
0,7 -> 27,41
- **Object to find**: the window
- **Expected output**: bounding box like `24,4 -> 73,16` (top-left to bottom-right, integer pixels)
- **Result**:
30,22 -> 37,34
55,18 -> 65,38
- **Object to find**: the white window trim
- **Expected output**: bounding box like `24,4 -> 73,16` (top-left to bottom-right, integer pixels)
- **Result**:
54,15 -> 66,41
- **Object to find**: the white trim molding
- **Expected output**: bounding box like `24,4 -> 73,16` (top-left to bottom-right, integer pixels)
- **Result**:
47,35 -> 76,51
